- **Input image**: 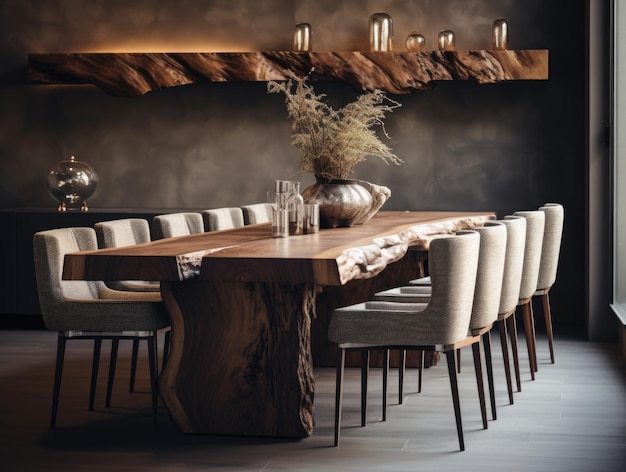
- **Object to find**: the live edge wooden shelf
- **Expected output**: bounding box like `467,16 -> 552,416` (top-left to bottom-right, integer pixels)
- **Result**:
27,49 -> 548,97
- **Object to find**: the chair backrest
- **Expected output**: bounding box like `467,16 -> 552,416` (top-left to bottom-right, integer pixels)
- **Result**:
152,212 -> 204,239
498,215 -> 527,315
536,203 -> 564,290
241,203 -> 273,225
421,230 -> 481,345
33,227 -> 104,330
202,207 -> 245,231
467,222 -> 507,332
95,218 -> 151,248
512,210 -> 545,300
94,218 -> 158,291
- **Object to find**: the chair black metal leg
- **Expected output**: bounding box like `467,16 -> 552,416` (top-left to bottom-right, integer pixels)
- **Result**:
446,350 -> 465,451
106,338 -> 119,408
360,350 -> 369,427
382,349 -> 389,421
498,318 -> 514,404
334,348 -> 346,446
50,334 -> 66,428
147,334 -> 159,432
418,350 -> 424,393
154,333 -> 159,377
398,349 -> 405,404
507,312 -> 522,392
528,301 -> 538,373
129,339 -> 139,393
528,302 -> 539,372
472,342 -> 488,430
483,331 -> 497,421
521,302 -> 536,380
89,339 -> 102,411
162,330 -> 171,368
542,292 -> 555,363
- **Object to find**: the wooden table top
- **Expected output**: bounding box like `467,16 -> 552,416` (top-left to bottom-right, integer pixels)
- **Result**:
62,210 -> 494,286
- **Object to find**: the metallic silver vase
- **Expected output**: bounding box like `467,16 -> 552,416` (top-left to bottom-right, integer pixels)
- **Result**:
301,177 -> 390,228
48,155 -> 98,211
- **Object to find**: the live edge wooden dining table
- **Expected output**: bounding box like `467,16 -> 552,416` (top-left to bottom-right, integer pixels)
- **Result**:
62,210 -> 494,438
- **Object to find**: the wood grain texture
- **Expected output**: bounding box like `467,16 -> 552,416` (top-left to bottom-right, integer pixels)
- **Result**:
63,211 -> 495,285
28,50 -> 548,97
159,279 -> 316,437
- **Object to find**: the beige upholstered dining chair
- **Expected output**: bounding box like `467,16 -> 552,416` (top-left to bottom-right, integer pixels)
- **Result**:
329,230 -> 482,450
511,209 -> 545,382
202,207 -> 245,231
33,227 -> 170,430
492,216 -> 527,403
533,203 -> 564,365
152,212 -> 204,239
241,203 -> 273,225
94,218 -> 169,395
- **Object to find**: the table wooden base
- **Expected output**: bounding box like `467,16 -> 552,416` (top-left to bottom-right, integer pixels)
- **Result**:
159,279 -> 316,437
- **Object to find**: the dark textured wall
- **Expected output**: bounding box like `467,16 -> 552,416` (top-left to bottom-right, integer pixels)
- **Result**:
0,0 -> 586,327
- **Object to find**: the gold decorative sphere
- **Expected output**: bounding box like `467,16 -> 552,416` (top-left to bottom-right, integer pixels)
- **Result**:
406,32 -> 426,51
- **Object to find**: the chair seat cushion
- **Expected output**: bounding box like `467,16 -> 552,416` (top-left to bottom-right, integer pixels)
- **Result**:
329,301 -> 464,347
50,298 -> 169,332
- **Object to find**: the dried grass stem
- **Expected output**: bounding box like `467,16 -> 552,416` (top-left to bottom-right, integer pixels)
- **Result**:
268,76 -> 403,180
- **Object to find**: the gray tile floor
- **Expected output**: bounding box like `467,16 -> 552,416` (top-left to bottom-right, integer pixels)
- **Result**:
1,327 -> 625,471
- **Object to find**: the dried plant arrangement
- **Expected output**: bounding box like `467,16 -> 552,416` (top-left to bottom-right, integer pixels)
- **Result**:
267,75 -> 403,181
